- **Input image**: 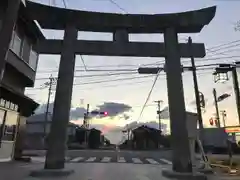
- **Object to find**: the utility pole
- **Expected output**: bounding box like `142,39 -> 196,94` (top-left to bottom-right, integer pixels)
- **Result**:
84,104 -> 90,146
188,37 -> 204,132
231,67 -> 240,125
43,75 -> 55,137
154,100 -> 163,132
213,88 -> 221,127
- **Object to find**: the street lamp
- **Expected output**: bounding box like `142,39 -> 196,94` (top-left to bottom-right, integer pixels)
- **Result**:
213,64 -> 231,83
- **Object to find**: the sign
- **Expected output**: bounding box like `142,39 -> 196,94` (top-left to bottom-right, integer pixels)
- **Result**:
0,98 -> 18,111
225,126 -> 240,133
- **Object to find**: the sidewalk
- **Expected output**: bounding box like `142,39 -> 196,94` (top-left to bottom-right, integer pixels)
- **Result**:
207,154 -> 240,161
0,160 -> 239,180
0,161 -> 40,180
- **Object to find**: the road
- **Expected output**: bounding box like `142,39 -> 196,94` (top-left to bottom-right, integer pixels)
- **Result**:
1,161 -> 173,180
24,149 -> 173,166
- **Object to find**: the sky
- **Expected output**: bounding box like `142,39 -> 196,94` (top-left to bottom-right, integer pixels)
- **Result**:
25,0 -> 240,138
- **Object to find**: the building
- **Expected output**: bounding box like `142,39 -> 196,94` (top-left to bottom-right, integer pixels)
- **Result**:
0,1 -> 44,161
131,125 -> 161,150
25,113 -> 78,150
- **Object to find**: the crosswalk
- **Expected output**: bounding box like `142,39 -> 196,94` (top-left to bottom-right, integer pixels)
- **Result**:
31,156 -> 172,165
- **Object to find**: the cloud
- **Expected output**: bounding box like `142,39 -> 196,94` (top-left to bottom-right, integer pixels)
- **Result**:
36,102 -> 132,119
34,102 -> 87,120
92,102 -> 132,117
70,107 -> 87,119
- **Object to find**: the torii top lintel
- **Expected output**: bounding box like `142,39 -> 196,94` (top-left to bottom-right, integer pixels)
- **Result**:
26,1 -> 216,33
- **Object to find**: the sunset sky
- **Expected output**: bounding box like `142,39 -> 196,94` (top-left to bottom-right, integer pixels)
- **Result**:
25,0 -> 240,136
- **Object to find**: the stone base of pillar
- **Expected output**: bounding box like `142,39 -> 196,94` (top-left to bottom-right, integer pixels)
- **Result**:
162,169 -> 207,180
29,168 -> 74,178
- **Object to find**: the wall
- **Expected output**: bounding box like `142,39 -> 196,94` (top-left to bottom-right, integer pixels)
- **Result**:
2,64 -> 27,93
0,1 -> 39,87
0,141 -> 14,161
0,109 -> 19,161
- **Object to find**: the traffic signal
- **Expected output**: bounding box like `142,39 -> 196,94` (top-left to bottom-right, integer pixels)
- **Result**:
99,111 -> 108,116
91,111 -> 108,116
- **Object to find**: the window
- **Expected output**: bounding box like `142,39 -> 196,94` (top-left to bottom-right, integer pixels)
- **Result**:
29,48 -> 38,70
10,31 -> 22,56
0,99 -> 5,107
1,111 -> 18,141
5,101 -> 10,109
0,109 -> 6,143
21,38 -> 31,63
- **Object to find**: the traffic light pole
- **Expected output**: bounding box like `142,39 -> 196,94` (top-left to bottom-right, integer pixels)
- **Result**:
188,37 -> 204,133
213,88 -> 221,127
154,100 -> 163,132
86,104 -> 90,128
84,104 -> 90,146
231,67 -> 240,125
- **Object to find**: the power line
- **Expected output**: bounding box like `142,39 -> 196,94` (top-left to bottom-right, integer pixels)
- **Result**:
36,71 -> 138,80
108,0 -> 127,13
62,0 -> 67,8
206,43 -> 240,54
36,60 -> 165,73
73,74 -> 155,86
26,69 -> 213,91
80,55 -> 87,71
136,69 -> 163,122
35,53 -> 240,77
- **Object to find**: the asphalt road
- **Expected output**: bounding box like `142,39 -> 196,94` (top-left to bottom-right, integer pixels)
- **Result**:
4,161 -> 172,180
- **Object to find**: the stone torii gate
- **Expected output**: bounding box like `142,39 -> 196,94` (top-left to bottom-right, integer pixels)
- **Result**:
25,1 -> 216,175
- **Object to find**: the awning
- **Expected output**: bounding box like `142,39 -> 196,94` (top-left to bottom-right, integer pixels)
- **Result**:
0,83 -> 39,117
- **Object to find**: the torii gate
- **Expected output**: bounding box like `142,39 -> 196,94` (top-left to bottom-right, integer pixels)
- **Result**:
24,1 -> 216,176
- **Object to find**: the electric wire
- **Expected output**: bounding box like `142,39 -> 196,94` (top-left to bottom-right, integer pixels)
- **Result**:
136,69 -> 163,122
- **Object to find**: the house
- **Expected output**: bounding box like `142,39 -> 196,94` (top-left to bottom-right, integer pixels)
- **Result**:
131,125 -> 161,150
75,127 -> 104,149
0,0 -> 44,161
25,113 -> 79,150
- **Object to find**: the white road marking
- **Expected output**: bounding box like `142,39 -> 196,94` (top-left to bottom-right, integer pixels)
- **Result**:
101,157 -> 111,162
117,157 -> 126,163
132,158 -> 143,164
159,158 -> 172,165
70,157 -> 84,162
145,158 -> 159,165
85,157 -> 96,162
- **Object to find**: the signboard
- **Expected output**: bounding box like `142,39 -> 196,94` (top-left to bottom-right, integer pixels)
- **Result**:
225,126 -> 240,133
0,98 -> 18,111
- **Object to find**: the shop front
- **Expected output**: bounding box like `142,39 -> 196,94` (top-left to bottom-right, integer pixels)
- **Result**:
0,99 -> 19,161
0,84 -> 39,162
